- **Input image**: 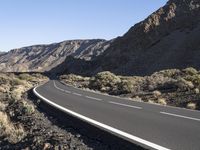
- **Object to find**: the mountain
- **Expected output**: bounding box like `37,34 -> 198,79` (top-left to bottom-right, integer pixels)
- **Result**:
0,39 -> 111,72
0,0 -> 199,75
56,0 -> 200,76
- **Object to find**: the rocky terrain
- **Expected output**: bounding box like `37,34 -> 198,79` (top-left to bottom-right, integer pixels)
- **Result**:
60,67 -> 200,110
0,39 -> 111,72
57,0 -> 200,76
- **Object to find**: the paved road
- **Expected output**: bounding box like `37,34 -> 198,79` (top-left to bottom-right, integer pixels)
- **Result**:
34,80 -> 200,150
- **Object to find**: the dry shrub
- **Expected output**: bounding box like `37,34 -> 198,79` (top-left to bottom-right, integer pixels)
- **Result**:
11,78 -> 26,86
183,67 -> 198,76
157,98 -> 167,105
194,88 -> 200,94
0,111 -> 26,143
186,102 -> 196,110
0,102 -> 7,111
153,90 -> 161,97
11,85 -> 26,100
89,71 -> 121,92
22,101 -> 35,114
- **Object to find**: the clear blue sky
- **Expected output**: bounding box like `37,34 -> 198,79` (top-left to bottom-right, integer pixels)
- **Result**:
0,0 -> 167,51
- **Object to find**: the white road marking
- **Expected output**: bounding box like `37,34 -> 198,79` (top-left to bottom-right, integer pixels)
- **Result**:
33,86 -> 170,150
85,96 -> 102,101
109,101 -> 142,109
65,90 -> 71,93
73,92 -> 82,96
160,112 -> 200,122
54,81 -> 71,94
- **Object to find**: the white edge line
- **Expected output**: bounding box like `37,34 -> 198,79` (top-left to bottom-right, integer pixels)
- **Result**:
73,92 -> 82,96
85,96 -> 102,101
160,112 -> 200,122
109,101 -> 142,109
33,86 -> 170,150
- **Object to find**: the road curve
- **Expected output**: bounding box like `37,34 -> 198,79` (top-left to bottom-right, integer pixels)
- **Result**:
33,80 -> 200,150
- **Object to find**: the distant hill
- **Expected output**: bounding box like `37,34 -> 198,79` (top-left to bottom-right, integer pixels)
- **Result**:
56,0 -> 200,76
0,39 -> 111,72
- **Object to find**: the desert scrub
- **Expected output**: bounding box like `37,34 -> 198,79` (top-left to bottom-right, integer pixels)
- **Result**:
11,78 -> 26,86
184,74 -> 200,86
176,78 -> 194,90
22,101 -> 35,114
0,111 -> 26,144
18,73 -> 35,82
186,102 -> 196,110
89,71 -> 121,92
117,79 -> 134,94
159,69 -> 181,78
153,90 -> 162,97
10,85 -> 26,100
183,67 -> 198,76
60,74 -> 90,88
157,98 -> 167,105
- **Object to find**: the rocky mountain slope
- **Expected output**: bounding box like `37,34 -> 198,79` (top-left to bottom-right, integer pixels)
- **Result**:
0,39 -> 111,72
58,0 -> 200,76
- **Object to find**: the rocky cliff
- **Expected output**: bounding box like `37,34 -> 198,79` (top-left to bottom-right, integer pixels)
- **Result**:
57,0 -> 200,76
0,39 -> 111,72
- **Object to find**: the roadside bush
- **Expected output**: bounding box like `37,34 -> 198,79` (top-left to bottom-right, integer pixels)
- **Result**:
157,98 -> 167,105
186,102 -> 196,110
10,85 -> 26,100
183,67 -> 198,76
118,79 -> 133,94
89,71 -> 121,92
22,101 -> 35,114
159,69 -> 181,78
11,78 -> 26,86
18,73 -> 34,81
176,78 -> 194,90
0,111 -> 26,144
185,74 -> 200,86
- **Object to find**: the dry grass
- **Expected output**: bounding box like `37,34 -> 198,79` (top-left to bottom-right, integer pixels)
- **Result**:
0,111 -> 26,143
194,88 -> 200,94
11,85 -> 26,100
0,86 -> 7,93
153,90 -> 161,97
22,101 -> 35,114
148,99 -> 155,104
0,102 -> 7,111
158,98 -> 167,105
187,102 -> 196,110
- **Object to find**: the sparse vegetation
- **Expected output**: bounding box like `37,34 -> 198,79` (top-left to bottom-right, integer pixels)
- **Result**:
186,102 -> 197,110
0,111 -> 26,144
0,73 -> 50,148
60,67 -> 200,110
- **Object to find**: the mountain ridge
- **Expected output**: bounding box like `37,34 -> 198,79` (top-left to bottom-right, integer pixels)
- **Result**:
56,0 -> 200,76
0,39 -> 112,72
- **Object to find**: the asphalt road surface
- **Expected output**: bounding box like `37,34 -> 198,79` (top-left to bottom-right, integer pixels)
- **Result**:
33,80 -> 200,150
